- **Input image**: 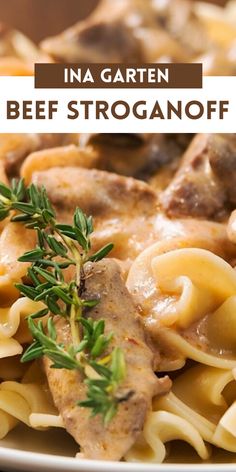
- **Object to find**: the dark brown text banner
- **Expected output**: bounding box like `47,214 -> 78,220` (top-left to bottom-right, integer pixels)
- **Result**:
35,63 -> 202,89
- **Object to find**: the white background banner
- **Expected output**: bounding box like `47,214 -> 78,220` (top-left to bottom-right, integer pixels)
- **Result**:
0,76 -> 235,133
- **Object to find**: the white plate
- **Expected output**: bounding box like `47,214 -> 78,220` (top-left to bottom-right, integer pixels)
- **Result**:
1,424 -> 236,472
1,2 -> 236,471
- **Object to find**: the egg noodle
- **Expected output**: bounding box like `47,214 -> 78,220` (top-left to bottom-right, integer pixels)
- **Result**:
1,0 -> 236,465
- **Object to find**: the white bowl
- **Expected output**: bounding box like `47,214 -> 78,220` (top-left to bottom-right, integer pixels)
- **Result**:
1,2 -> 236,471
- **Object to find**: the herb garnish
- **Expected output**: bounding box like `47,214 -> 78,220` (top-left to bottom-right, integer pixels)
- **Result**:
0,179 -> 127,424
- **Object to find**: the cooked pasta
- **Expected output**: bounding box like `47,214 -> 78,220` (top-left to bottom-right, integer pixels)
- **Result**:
0,355 -> 64,438
2,173 -> 236,463
0,380 -> 59,436
128,365 -> 236,462
0,410 -> 18,440
20,145 -> 97,185
127,247 -> 236,370
0,223 -> 36,304
0,298 -> 45,358
126,410 -> 210,463
1,0 -> 236,466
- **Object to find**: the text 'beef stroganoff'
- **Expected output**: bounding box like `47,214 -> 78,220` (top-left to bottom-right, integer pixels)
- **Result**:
1,0 -> 236,466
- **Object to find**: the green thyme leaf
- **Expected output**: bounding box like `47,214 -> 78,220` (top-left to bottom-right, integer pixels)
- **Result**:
0,183 -> 12,199
18,248 -> 45,262
0,209 -> 10,220
29,308 -> 49,319
21,342 -> 44,362
110,348 -> 126,383
15,284 -> 38,300
82,299 -> 99,308
89,243 -> 114,262
0,179 -> 126,424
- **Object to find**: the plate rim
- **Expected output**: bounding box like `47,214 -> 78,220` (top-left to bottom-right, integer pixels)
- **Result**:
0,3 -> 236,471
0,446 -> 236,472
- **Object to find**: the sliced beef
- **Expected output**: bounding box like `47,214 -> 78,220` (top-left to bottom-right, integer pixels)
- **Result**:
41,19 -> 142,63
20,134 -> 190,184
44,259 -> 169,460
40,0 -> 148,63
79,133 -> 192,180
32,164 -> 236,267
161,134 -> 236,221
32,167 -> 159,261
41,0 -> 211,64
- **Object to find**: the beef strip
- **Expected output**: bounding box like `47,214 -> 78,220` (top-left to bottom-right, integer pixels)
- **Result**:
161,134 -> 236,221
32,165 -> 236,268
79,133 -> 192,180
20,133 -> 190,185
146,134 -> 193,190
32,167 -> 159,261
41,19 -> 142,63
79,133 -> 156,179
40,0 -> 148,63
41,0 -> 211,64
44,259 -> 170,460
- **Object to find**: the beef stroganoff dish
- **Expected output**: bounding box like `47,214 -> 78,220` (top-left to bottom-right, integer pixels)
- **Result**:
1,0 -> 236,465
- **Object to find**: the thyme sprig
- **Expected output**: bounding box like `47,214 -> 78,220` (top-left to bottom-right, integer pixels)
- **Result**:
0,179 -> 127,424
